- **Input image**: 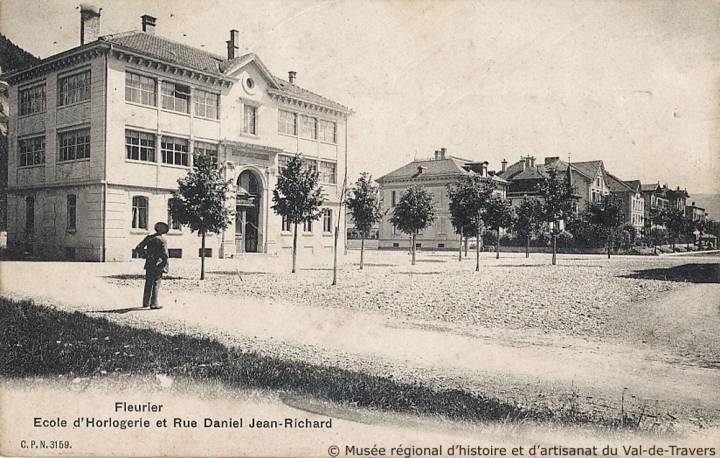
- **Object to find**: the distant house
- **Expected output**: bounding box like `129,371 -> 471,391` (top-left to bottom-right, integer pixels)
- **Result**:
498,156 -> 609,212
640,183 -> 690,228
685,201 -> 707,223
605,174 -> 644,230
376,147 -> 507,250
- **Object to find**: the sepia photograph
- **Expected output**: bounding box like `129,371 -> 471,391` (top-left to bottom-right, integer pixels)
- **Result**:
0,0 -> 718,456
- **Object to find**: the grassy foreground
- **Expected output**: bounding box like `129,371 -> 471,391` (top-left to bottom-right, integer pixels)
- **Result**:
1,296 -> 640,428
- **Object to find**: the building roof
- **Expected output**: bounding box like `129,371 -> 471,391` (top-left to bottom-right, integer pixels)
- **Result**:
6,30 -> 350,113
605,172 -> 636,193
623,180 -> 642,192
101,31 -> 226,75
377,156 -> 508,185
569,160 -> 603,180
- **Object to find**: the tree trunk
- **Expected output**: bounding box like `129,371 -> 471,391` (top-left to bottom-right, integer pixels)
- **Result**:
607,238 -> 611,259
496,229 -> 500,259
551,228 -> 557,266
292,223 -> 298,273
464,236 -> 468,257
411,233 -> 416,265
360,236 -> 365,270
458,233 -> 462,261
200,231 -> 206,280
526,234 -> 530,258
332,225 -> 338,286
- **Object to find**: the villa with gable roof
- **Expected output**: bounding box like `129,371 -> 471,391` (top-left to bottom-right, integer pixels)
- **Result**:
3,8 -> 351,261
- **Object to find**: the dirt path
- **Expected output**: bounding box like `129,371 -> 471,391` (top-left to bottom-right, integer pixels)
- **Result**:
1,260 -> 718,423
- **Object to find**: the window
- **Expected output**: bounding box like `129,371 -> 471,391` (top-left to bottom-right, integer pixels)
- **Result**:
322,209 -> 333,233
278,154 -> 292,170
167,201 -> 181,231
161,81 -> 190,113
58,128 -> 91,162
19,84 -> 46,116
193,141 -> 218,165
131,196 -> 148,230
18,136 -> 45,167
299,115 -> 317,140
281,215 -> 291,232
25,196 -> 35,236
67,194 -> 77,231
278,110 -> 297,135
319,160 -> 337,184
194,89 -> 219,119
319,119 -> 336,143
168,248 -> 183,258
58,70 -> 91,106
161,136 -> 189,166
243,105 -> 257,134
302,158 -> 317,174
391,191 -> 397,207
126,130 -> 156,162
303,219 -> 313,233
198,248 -> 212,257
125,72 -> 156,106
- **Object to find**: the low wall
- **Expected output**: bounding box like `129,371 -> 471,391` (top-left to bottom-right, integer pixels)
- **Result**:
347,239 -> 379,250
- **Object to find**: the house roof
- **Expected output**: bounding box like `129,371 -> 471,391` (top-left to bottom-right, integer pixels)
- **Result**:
570,160 -> 603,180
623,180 -> 642,192
377,156 -> 508,184
605,172 -> 636,193
8,30 -> 350,113
101,31 -> 227,75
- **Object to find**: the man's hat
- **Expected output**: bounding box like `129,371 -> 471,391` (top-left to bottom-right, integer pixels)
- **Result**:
154,221 -> 169,234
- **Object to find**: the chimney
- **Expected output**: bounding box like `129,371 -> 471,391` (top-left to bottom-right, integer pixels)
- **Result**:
226,29 -> 239,59
501,159 -> 507,173
434,150 -> 440,160
288,71 -> 297,84
440,147 -> 447,159
80,4 -> 102,45
528,156 -> 535,168
141,14 -> 156,34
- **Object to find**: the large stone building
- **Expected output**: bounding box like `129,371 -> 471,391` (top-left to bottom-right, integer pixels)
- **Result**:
3,8 -> 351,261
376,147 -> 507,250
605,174 -> 644,230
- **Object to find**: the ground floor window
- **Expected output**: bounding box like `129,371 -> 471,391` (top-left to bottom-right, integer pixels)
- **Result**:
25,195 -> 35,236
281,215 -> 291,232
322,208 -> 333,233
303,219 -> 313,233
67,194 -> 77,231
167,200 -> 181,231
132,196 -> 148,229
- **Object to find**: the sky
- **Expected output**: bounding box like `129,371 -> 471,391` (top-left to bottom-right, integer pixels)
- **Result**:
2,0 -> 719,193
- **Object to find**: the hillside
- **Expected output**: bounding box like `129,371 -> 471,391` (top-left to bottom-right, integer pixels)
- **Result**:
1,34 -> 39,231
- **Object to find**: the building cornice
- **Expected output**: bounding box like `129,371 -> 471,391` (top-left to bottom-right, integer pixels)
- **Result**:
110,47 -> 235,89
268,90 -> 352,117
3,42 -> 110,85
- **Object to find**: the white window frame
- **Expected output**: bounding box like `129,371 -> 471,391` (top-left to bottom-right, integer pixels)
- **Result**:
58,127 -> 91,162
125,72 -> 157,106
322,208 -> 333,234
161,136 -> 189,167
299,114 -> 317,140
161,81 -> 191,113
318,119 -> 336,143
193,88 -> 219,119
243,104 -> 257,135
125,129 -> 156,162
131,195 -> 149,230
278,110 -> 297,135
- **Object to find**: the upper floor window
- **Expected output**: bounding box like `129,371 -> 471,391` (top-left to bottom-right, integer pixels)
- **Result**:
193,141 -> 218,165
161,81 -> 190,113
58,128 -> 91,162
322,208 -> 333,233
58,70 -> 91,106
66,194 -> 77,231
131,196 -> 148,230
243,105 -> 257,135
161,136 -> 189,166
125,129 -> 156,162
319,119 -> 336,143
194,89 -> 219,119
299,115 -> 317,140
19,84 -> 46,116
125,72 -> 156,106
18,136 -> 45,167
319,160 -> 337,184
278,110 -> 297,135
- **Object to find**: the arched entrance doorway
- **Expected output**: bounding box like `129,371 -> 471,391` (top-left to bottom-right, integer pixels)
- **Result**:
235,170 -> 263,253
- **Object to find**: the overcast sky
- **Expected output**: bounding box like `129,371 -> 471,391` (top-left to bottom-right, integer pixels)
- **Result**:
2,0 -> 719,193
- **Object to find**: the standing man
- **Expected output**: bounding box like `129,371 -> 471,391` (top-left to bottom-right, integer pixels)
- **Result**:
134,222 -> 170,309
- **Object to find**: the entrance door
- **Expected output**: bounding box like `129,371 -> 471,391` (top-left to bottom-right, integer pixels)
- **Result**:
235,170 -> 262,254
